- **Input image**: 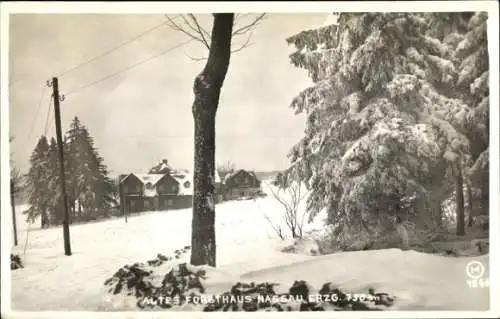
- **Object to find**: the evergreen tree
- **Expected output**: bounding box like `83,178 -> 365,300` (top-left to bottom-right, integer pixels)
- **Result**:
456,12 -> 489,218
423,12 -> 489,232
423,13 -> 477,235
47,137 -> 64,225
25,136 -> 51,227
65,116 -> 86,218
62,117 -> 115,221
75,125 -> 115,219
24,117 -> 115,225
80,126 -> 115,216
284,13 -> 485,249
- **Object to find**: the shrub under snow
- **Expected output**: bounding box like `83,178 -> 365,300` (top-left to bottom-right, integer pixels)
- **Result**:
11,254 -> 24,270
103,249 -> 396,311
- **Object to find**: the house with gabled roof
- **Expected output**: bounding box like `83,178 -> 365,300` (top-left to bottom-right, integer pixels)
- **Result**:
119,172 -> 179,213
221,169 -> 262,200
118,168 -> 223,214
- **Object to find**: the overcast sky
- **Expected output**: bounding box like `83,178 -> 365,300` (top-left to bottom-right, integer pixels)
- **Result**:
9,13 -> 334,176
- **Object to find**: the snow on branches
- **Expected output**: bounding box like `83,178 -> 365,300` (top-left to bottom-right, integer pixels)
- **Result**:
283,12 -> 489,249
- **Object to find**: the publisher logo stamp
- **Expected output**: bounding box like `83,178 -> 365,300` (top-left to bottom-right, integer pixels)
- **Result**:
465,260 -> 489,289
466,261 -> 485,280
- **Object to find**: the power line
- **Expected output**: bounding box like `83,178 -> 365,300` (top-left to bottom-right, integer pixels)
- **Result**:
65,38 -> 193,97
43,96 -> 53,137
10,16 -> 181,87
57,15 -> 180,79
23,86 -> 48,154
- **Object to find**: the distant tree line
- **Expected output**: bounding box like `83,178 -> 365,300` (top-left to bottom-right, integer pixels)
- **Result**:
24,117 -> 117,227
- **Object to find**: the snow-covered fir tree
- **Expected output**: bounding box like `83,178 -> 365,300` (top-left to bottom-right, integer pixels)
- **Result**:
456,12 -> 490,216
46,137 -> 65,225
65,116 -> 87,217
25,117 -> 116,226
284,12 -> 489,250
64,117 -> 116,221
25,136 -> 51,227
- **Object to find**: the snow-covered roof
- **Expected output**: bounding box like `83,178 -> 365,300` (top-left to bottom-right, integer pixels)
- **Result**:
169,169 -> 220,196
221,170 -> 237,183
120,173 -> 166,198
171,171 -> 193,196
134,174 -> 166,186
121,168 -> 221,197
121,173 -> 166,186
222,169 -> 258,183
170,168 -> 190,176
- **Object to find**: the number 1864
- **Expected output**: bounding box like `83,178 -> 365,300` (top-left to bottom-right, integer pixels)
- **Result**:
467,278 -> 490,289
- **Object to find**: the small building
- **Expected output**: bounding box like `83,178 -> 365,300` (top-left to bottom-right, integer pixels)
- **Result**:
119,173 -> 180,213
221,169 -> 262,200
119,169 -> 223,214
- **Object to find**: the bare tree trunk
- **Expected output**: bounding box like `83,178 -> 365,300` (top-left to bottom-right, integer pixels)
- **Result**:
480,180 -> 488,216
190,13 -> 234,267
41,210 -> 45,228
455,164 -> 465,236
466,183 -> 473,227
11,180 -> 18,246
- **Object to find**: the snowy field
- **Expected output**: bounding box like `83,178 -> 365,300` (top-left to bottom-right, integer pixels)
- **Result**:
8,182 -> 490,311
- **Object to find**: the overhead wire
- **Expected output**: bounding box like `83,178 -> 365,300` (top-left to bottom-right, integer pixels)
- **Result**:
43,96 -> 53,137
19,14 -> 194,156
64,38 -> 194,97
10,15 -> 181,87
23,86 -> 48,154
57,15 -> 181,79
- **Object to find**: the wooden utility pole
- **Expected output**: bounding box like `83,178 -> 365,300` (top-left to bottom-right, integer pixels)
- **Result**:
11,179 -> 18,246
49,77 -> 72,256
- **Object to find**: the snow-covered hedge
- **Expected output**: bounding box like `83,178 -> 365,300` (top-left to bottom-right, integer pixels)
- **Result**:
11,254 -> 24,270
102,250 -> 396,311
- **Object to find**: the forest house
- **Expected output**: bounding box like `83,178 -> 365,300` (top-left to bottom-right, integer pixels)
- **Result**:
119,169 -> 223,214
221,169 -> 262,200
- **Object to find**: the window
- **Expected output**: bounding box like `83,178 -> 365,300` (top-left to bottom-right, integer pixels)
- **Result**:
158,184 -> 165,193
184,181 -> 191,188
172,185 -> 178,193
123,185 -> 128,193
136,185 -> 141,193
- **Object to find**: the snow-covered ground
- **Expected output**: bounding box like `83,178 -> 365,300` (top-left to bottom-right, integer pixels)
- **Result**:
8,182 -> 490,311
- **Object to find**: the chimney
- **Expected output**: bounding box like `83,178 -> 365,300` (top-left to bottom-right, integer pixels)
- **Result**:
162,159 -> 168,165
119,174 -> 128,183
